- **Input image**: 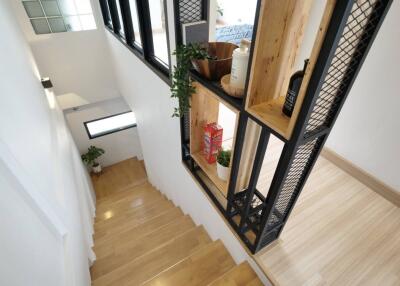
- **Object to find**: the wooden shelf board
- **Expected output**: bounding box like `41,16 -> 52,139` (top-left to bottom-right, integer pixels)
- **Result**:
191,152 -> 228,197
247,96 -> 290,139
190,70 -> 243,111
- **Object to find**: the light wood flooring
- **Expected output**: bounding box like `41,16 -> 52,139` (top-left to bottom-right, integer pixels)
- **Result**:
90,157 -> 263,286
255,136 -> 400,286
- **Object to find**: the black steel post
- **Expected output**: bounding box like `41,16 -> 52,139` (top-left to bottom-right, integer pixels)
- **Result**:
119,0 -> 134,45
226,112 -> 248,213
239,128 -> 269,230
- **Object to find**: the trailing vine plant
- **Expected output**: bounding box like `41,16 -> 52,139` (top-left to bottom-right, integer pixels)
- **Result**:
171,43 -> 209,117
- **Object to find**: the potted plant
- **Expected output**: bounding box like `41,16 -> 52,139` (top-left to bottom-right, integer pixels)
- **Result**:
81,145 -> 105,174
171,43 -> 209,117
216,149 -> 231,181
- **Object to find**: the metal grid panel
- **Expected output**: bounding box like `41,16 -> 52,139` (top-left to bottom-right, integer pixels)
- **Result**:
232,190 -> 265,231
259,228 -> 279,248
179,0 -> 204,23
305,0 -> 382,135
265,138 -> 323,231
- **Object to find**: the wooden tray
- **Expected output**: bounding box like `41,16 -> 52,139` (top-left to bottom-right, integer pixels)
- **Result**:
221,74 -> 244,98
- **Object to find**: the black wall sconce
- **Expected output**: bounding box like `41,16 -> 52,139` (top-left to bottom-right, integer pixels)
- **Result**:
41,77 -> 53,89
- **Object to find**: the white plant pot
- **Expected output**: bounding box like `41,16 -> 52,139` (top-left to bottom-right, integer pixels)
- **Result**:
92,164 -> 102,174
217,162 -> 229,181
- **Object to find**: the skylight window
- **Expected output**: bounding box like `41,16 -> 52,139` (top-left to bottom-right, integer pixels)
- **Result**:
22,0 -> 97,34
84,111 -> 137,139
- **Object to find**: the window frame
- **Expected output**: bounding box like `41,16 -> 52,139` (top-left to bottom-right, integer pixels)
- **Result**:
22,0 -> 97,34
99,0 -> 113,29
83,111 -> 137,139
99,0 -> 171,84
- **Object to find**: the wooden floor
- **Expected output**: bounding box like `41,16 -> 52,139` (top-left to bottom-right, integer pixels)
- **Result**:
255,136 -> 400,286
90,157 -> 262,286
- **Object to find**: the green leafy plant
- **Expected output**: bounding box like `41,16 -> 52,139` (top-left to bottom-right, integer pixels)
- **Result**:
217,149 -> 231,167
171,43 -> 209,117
81,146 -> 105,167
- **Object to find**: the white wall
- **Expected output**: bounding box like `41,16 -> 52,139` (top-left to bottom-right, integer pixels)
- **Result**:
10,0 -> 142,167
104,2 -> 269,284
64,98 -> 143,166
0,1 -> 95,285
11,0 -> 120,103
326,1 -> 400,192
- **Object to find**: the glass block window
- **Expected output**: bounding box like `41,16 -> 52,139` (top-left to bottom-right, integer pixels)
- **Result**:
22,0 -> 97,34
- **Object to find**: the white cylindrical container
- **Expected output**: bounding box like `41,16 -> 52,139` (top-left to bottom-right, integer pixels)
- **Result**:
217,162 -> 230,181
92,164 -> 102,173
230,39 -> 250,89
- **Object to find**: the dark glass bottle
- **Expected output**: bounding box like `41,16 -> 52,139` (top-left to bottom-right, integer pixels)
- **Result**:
282,59 -> 309,117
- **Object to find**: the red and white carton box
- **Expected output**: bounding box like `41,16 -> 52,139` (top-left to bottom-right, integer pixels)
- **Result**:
203,122 -> 223,164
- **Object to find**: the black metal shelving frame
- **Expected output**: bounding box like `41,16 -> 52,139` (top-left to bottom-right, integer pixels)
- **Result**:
174,0 -> 392,254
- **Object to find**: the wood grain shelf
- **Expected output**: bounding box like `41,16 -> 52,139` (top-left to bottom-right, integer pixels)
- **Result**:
190,70 -> 243,111
190,82 -> 239,198
247,96 -> 290,139
245,0 -> 335,140
191,152 -> 228,197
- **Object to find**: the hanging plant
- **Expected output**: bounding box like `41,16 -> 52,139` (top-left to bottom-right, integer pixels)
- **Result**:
171,43 -> 209,117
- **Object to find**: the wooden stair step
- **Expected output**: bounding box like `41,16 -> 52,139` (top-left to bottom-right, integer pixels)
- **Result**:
208,262 -> 263,286
94,199 -> 174,231
96,184 -> 158,210
92,226 -> 212,286
91,215 -> 196,279
142,240 -> 236,286
93,204 -> 177,241
96,182 -> 155,206
94,176 -> 148,200
92,158 -> 147,199
94,207 -> 185,259
94,207 -> 183,248
95,190 -> 165,223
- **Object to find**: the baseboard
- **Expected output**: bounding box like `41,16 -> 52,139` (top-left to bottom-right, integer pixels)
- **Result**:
321,148 -> 400,207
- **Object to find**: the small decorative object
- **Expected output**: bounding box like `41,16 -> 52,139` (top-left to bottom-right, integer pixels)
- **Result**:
221,74 -> 244,98
171,43 -> 209,117
217,149 -> 231,181
282,59 -> 309,117
81,145 -> 105,174
203,122 -> 223,164
41,77 -> 53,89
191,42 -> 238,81
230,39 -> 251,90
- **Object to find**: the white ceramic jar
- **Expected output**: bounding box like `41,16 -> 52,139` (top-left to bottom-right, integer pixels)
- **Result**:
217,162 -> 229,181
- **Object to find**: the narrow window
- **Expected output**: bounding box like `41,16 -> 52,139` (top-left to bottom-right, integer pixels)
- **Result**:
99,0 -> 171,80
114,0 -> 125,38
84,111 -> 137,139
148,0 -> 169,67
128,0 -> 142,48
101,0 -> 113,28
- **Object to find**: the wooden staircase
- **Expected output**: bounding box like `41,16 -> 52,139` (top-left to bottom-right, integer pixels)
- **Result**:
90,158 -> 263,285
